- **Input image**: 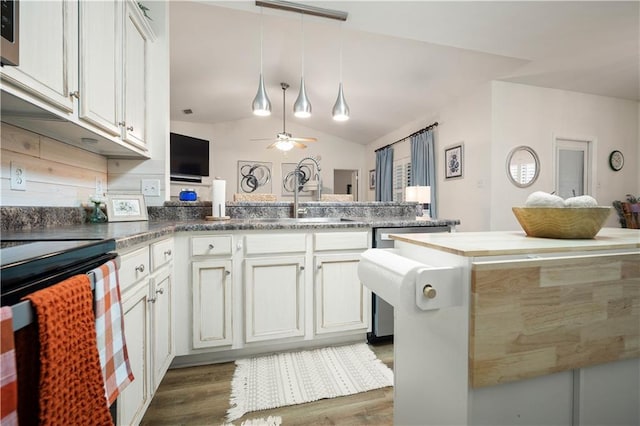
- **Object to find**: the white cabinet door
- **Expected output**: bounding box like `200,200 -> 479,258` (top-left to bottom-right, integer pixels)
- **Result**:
122,1 -> 150,148
244,256 -> 305,342
151,268 -> 173,392
192,259 -> 233,348
1,0 -> 77,112
314,253 -> 370,334
78,0 -> 121,136
118,282 -> 151,426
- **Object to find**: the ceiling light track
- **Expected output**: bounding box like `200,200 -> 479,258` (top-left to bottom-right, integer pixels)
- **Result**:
255,0 -> 348,22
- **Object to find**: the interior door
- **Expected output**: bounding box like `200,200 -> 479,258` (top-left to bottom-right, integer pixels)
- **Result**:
555,138 -> 591,199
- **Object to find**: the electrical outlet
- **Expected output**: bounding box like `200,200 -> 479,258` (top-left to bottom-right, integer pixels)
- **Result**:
141,179 -> 160,196
95,177 -> 104,196
10,162 -> 26,191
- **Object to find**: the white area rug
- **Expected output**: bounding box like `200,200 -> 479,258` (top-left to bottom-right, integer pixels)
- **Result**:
226,343 -> 394,421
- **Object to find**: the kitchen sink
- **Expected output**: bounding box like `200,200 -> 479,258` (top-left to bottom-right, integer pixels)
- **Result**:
251,217 -> 354,223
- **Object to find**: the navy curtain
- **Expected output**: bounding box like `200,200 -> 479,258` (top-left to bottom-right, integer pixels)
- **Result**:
410,129 -> 437,218
375,146 -> 394,201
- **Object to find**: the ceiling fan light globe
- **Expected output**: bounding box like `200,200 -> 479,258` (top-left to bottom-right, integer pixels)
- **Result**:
332,83 -> 350,121
252,74 -> 272,116
293,77 -> 312,118
275,140 -> 294,151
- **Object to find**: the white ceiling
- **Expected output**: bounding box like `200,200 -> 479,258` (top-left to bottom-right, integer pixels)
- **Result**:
169,1 -> 640,145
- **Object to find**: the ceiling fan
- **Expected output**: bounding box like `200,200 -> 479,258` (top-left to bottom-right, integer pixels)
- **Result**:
252,82 -> 317,151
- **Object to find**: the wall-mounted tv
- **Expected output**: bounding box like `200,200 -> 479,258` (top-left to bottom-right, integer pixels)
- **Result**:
170,132 -> 210,182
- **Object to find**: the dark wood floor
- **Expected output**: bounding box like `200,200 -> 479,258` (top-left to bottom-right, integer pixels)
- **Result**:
141,342 -> 394,425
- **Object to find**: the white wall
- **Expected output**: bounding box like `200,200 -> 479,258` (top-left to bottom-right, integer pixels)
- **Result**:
490,81 -> 639,230
366,82 -> 492,231
0,123 -> 107,206
170,115 -> 367,201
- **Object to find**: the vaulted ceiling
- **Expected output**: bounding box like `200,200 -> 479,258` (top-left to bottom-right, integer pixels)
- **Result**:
170,1 -> 639,145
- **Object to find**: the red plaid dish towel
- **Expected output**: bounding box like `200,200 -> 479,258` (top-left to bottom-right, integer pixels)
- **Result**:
93,259 -> 134,405
1,307 -> 18,426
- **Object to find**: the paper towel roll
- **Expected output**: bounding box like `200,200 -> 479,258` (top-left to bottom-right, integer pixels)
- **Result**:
212,178 -> 226,217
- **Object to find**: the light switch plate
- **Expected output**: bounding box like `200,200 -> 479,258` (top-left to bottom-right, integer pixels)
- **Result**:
10,162 -> 26,191
141,179 -> 160,196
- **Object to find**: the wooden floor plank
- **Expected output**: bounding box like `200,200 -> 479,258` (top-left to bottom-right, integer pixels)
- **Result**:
141,343 -> 394,425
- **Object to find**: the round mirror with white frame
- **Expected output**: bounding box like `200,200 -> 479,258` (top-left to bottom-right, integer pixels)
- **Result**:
506,146 -> 540,188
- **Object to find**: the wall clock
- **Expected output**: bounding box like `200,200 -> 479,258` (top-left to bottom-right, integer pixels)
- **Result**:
609,150 -> 624,171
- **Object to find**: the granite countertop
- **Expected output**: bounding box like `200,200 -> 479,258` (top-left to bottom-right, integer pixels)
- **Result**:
391,228 -> 640,257
1,217 -> 459,250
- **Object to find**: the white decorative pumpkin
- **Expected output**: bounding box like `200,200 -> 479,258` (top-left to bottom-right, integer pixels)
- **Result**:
525,191 -> 565,208
564,195 -> 598,207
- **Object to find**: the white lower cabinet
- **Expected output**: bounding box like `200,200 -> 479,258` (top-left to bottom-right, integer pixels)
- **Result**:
314,253 -> 370,334
117,237 -> 174,425
244,256 -> 306,342
192,259 -> 233,348
119,280 -> 151,426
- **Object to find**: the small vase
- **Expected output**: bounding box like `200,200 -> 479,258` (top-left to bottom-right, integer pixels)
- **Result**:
89,202 -> 108,223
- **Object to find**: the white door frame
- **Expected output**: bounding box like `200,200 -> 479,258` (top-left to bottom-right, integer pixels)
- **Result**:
553,135 -> 597,199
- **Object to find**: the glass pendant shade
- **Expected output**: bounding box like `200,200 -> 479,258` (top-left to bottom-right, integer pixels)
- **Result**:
252,73 -> 271,116
293,77 -> 312,118
332,82 -> 349,121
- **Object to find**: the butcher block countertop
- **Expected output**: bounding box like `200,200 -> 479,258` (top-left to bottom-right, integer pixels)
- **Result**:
392,227 -> 640,388
391,227 -> 640,257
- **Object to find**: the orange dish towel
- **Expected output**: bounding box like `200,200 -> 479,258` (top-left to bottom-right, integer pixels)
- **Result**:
93,259 -> 134,405
25,274 -> 112,426
1,307 -> 18,426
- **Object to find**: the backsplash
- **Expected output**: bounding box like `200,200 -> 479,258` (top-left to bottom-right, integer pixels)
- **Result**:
1,201 -> 418,231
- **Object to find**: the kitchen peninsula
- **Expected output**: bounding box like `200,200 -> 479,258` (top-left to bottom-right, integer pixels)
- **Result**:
359,228 -> 640,426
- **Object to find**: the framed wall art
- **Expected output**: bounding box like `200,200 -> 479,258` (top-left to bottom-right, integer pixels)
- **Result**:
281,161 -> 318,196
445,143 -> 463,179
369,169 -> 376,190
105,193 -> 148,222
237,161 -> 273,194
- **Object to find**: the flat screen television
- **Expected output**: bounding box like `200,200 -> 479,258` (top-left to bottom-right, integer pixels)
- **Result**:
170,132 -> 210,182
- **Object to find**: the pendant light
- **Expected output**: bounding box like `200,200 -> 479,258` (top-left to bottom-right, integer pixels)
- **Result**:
252,7 -> 271,116
332,23 -> 349,121
293,13 -> 312,118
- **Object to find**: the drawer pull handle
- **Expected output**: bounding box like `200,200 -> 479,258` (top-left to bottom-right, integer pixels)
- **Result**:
156,288 -> 164,295
135,264 -> 145,273
126,125 -> 134,131
164,249 -> 172,256
208,244 -> 215,249
423,284 -> 437,299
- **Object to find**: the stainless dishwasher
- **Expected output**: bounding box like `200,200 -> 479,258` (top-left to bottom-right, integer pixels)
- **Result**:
368,225 -> 453,343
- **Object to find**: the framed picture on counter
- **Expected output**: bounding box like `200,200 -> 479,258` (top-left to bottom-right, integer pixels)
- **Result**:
105,193 -> 148,222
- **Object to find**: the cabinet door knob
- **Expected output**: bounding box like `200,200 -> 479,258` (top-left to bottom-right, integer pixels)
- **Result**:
148,297 -> 156,304
423,284 -> 437,299
69,90 -> 79,99
164,249 -> 172,256
126,126 -> 134,131
118,121 -> 126,127
156,288 -> 164,295
317,264 -> 322,270
299,266 -> 305,271
135,264 -> 145,273
225,270 -> 231,276
208,244 -> 215,249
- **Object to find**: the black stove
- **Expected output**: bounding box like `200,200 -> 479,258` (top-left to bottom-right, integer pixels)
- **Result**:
1,239 -> 117,306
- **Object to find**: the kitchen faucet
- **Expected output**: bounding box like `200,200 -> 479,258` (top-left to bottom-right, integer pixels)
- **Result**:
293,156 -> 322,218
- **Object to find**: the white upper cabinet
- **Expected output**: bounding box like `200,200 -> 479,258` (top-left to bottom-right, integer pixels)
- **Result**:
0,0 -> 155,158
78,0 -> 121,136
79,0 -> 154,149
0,0 -> 78,113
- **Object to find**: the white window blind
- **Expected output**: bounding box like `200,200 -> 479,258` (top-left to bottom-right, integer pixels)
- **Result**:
393,158 -> 411,201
